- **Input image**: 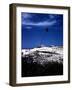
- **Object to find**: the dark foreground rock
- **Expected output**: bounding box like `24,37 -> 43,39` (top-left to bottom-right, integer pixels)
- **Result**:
21,51 -> 63,77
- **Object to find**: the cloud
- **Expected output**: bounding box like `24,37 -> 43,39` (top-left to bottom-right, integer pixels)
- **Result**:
49,14 -> 55,19
22,13 -> 57,26
22,13 -> 32,19
22,20 -> 56,26
25,26 -> 32,29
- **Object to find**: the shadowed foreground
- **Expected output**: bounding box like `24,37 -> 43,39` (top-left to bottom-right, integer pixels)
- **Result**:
21,56 -> 63,77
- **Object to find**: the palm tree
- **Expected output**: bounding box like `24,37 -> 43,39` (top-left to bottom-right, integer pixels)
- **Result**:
39,27 -> 48,47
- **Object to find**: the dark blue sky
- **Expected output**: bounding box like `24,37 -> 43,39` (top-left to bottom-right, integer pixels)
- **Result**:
21,12 -> 63,49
